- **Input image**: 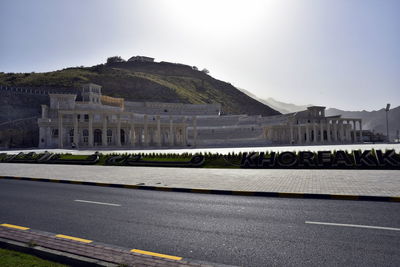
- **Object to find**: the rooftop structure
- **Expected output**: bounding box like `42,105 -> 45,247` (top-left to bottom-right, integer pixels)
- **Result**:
127,56 -> 155,62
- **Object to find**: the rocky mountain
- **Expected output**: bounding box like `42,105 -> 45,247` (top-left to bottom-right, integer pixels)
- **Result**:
237,88 -> 312,114
260,97 -> 312,114
0,59 -> 280,148
0,60 -> 279,117
326,106 -> 400,141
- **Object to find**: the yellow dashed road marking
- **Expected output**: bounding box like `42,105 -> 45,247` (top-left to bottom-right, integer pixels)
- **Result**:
0,223 -> 30,230
131,249 -> 182,260
55,234 -> 92,243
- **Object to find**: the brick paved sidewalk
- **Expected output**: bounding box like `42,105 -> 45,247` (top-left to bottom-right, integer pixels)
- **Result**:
0,224 -> 222,267
0,163 -> 399,197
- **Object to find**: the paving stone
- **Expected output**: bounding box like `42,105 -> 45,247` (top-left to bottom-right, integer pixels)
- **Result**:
1,163 -> 399,197
0,226 -> 213,267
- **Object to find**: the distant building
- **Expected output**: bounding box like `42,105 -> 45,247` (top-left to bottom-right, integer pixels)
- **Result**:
127,56 -> 154,62
361,130 -> 385,143
38,83 -> 363,149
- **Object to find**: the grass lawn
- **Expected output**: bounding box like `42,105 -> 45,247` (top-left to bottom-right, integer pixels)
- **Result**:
0,248 -> 69,267
58,154 -> 89,160
141,157 -> 192,162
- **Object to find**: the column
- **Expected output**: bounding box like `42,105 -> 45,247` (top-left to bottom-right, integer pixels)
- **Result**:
73,113 -> 79,146
319,121 -> 324,143
116,115 -> 121,147
297,125 -> 302,144
41,105 -> 48,119
327,120 -> 331,143
347,121 -> 351,143
345,122 -> 350,142
169,116 -> 174,146
290,123 -> 294,144
46,127 -> 51,147
143,115 -> 148,146
156,115 -> 161,147
130,115 -> 135,146
359,120 -> 363,143
88,113 -> 93,147
58,112 -> 63,148
39,126 -> 46,148
193,116 -> 197,147
332,120 -> 337,142
182,119 -> 188,146
338,120 -> 343,142
352,120 -> 357,143
312,120 -> 317,143
102,115 -> 107,146
305,123 -> 310,143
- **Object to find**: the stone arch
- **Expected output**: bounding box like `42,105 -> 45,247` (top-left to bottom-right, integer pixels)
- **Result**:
107,129 -> 113,144
94,129 -> 102,145
69,129 -> 74,144
82,129 -> 89,144
120,129 -> 125,145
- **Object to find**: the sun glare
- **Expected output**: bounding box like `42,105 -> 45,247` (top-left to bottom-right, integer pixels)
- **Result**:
159,0 -> 287,41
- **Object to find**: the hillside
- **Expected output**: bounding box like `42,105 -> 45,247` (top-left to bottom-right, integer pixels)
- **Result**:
0,61 -> 279,116
237,88 -> 312,114
0,59 -> 280,148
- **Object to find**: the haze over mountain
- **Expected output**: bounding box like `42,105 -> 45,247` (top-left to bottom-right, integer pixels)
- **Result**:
239,88 -> 312,114
239,87 -> 399,140
325,107 -> 400,141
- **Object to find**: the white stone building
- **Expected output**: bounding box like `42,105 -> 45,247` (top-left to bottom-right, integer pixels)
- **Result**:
38,83 -> 362,149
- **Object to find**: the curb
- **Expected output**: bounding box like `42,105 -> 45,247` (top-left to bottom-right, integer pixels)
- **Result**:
0,225 -> 235,267
1,175 -> 399,202
0,237 -> 117,267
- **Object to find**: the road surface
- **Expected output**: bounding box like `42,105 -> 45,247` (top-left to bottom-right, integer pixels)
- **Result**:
0,179 -> 399,266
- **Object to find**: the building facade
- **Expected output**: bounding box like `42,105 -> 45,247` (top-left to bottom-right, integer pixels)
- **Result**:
38,84 -> 362,149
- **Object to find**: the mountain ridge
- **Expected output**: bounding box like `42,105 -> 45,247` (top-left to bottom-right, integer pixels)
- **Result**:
0,60 -> 280,117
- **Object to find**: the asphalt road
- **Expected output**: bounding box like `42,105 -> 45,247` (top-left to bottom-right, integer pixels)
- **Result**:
0,179 -> 399,267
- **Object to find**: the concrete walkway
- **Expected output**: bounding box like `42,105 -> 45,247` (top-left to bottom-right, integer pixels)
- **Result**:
0,224 -> 221,267
0,163 -> 399,197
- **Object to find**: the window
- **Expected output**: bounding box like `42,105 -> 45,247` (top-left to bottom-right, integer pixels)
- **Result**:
69,129 -> 74,143
84,114 -> 89,122
83,129 -> 89,144
107,129 -> 113,144
52,129 -> 59,138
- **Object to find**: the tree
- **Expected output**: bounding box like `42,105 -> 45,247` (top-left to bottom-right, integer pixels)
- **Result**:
201,68 -> 210,74
106,56 -> 125,64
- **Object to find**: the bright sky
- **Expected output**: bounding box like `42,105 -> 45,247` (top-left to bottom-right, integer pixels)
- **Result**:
0,0 -> 399,111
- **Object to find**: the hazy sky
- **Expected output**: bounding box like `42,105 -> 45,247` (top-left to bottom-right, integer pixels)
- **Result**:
1,0 -> 399,111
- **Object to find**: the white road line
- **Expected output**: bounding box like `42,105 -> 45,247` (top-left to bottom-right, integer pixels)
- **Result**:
305,221 -> 400,231
74,199 -> 121,207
